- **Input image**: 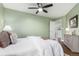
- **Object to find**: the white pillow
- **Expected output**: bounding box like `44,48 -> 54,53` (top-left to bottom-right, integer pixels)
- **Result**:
10,32 -> 17,44
27,36 -> 42,39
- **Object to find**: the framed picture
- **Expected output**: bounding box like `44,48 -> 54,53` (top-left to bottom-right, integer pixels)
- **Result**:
69,15 -> 78,28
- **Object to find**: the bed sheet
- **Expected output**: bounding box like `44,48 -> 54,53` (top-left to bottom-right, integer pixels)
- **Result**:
0,37 -> 64,56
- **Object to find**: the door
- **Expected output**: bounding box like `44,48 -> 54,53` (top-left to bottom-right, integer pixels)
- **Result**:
50,21 -> 56,39
50,19 -> 63,41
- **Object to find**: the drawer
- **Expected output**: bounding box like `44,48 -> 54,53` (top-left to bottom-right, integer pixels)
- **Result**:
64,38 -> 70,43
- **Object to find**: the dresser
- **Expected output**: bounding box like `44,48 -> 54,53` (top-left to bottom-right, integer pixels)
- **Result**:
64,34 -> 79,52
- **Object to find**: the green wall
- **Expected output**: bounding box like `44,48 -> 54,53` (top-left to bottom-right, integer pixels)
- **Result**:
62,3 -> 79,35
60,16 -> 67,39
66,4 -> 79,35
0,4 -> 4,32
4,8 -> 51,38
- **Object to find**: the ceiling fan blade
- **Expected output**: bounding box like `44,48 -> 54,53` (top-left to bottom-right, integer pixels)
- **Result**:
28,7 -> 38,9
37,3 -> 40,7
36,10 -> 39,14
42,4 -> 53,8
43,9 -> 48,13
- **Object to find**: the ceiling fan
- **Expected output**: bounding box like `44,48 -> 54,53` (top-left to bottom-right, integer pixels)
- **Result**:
28,3 -> 53,14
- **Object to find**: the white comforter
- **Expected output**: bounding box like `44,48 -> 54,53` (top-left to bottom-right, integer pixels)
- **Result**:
0,38 -> 64,56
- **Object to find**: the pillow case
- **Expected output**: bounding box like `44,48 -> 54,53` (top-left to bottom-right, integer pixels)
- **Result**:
9,32 -> 17,44
27,36 -> 42,39
0,31 -> 11,48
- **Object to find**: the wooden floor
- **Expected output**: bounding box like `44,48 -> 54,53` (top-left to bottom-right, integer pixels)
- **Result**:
60,41 -> 79,56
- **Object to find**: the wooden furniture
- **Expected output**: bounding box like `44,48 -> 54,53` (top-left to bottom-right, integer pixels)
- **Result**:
64,34 -> 79,52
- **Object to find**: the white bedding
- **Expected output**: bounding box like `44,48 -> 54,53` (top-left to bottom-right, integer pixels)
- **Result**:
0,37 -> 64,56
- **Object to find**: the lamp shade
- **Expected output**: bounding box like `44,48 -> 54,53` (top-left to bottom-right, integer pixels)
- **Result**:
66,28 -> 69,31
3,25 -> 12,31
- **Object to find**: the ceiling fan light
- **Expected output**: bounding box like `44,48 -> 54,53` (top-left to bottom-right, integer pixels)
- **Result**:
38,8 -> 42,12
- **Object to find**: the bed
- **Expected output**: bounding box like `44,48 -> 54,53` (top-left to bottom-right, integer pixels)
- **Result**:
0,31 -> 64,56
0,37 -> 64,56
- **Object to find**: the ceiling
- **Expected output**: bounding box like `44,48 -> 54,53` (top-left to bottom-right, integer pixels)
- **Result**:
3,3 -> 77,19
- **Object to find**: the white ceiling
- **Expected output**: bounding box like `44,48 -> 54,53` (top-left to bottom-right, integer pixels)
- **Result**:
3,3 -> 76,19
